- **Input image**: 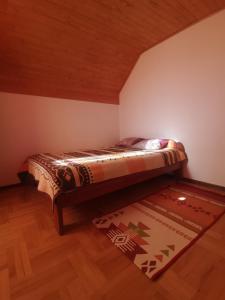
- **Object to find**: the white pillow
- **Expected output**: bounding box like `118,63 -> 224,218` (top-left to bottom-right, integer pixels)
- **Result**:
132,139 -> 162,150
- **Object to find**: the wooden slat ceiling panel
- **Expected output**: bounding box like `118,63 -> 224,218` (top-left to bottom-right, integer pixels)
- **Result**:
0,0 -> 225,104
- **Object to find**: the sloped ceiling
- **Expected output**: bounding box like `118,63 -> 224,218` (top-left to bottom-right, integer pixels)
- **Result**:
0,1 -> 225,104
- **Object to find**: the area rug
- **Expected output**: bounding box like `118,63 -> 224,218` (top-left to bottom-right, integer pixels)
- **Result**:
93,183 -> 225,280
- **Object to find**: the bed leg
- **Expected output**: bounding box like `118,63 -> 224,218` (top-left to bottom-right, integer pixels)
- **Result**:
53,202 -> 64,235
174,168 -> 182,182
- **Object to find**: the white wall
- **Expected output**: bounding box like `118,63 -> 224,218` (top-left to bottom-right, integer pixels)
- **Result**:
120,10 -> 225,187
0,92 -> 119,186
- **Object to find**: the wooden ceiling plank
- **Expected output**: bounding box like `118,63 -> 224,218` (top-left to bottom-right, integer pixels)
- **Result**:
0,0 -> 225,103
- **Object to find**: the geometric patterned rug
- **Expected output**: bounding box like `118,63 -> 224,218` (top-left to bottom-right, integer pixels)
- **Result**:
93,183 -> 225,280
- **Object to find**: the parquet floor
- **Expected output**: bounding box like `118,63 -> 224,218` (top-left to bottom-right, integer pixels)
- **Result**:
1,176 -> 225,300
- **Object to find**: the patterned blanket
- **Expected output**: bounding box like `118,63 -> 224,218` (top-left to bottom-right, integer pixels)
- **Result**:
18,147 -> 187,201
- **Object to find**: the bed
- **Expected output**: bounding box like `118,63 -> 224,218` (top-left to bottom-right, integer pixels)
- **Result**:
18,143 -> 187,235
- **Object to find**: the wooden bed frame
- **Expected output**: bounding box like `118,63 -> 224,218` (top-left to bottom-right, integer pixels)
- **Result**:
51,162 -> 183,235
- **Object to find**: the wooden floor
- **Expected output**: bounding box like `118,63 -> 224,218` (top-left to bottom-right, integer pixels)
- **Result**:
1,176 -> 225,300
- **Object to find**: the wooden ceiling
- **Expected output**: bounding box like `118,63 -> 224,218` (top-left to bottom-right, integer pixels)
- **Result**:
1,1 -> 225,104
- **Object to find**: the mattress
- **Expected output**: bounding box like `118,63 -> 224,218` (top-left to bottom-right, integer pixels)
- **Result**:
18,146 -> 187,201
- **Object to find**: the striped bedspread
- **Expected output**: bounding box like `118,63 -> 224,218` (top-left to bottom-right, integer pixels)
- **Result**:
18,147 -> 187,201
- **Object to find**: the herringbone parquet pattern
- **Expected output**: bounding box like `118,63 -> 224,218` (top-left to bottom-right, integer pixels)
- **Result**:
1,177 -> 225,300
